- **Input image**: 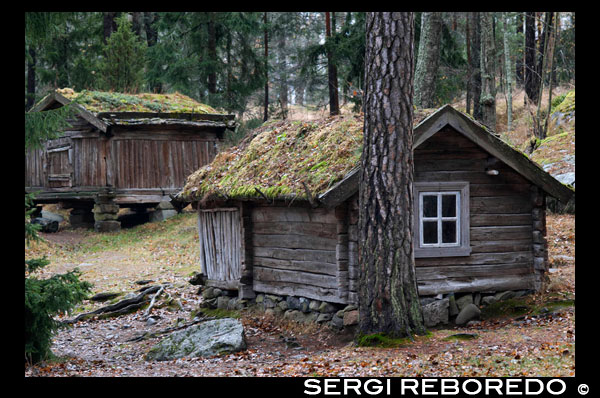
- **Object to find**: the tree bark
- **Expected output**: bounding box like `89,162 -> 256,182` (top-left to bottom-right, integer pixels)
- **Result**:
502,13 -> 513,132
480,12 -> 496,131
325,12 -> 340,115
207,12 -> 217,95
533,12 -> 554,104
414,12 -> 442,108
359,12 -> 425,338
466,15 -> 472,115
468,12 -> 482,121
263,12 -> 269,122
277,30 -> 289,118
524,12 -> 537,104
515,12 -> 524,87
26,46 -> 36,111
103,12 -> 118,44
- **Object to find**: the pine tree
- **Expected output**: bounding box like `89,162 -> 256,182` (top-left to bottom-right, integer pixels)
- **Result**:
414,12 -> 442,108
359,11 -> 425,339
100,13 -> 147,93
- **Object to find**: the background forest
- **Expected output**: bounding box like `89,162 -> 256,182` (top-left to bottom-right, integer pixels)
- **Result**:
25,11 -> 575,147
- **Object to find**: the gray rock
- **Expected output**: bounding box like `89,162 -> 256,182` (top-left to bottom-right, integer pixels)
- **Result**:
31,217 -> 60,233
495,291 -> 516,302
277,300 -> 289,311
146,318 -> 246,361
216,296 -> 230,310
286,296 -> 301,311
266,295 -> 282,302
284,310 -> 306,323
455,304 -> 481,325
40,210 -> 64,223
318,302 -> 337,313
316,313 -> 333,323
422,298 -> 449,327
202,287 -> 217,300
330,315 -> 344,329
420,297 -> 436,306
554,172 -> 575,187
342,304 -> 357,312
263,296 -> 277,308
309,300 -> 321,311
481,296 -> 497,306
156,201 -> 175,210
255,294 -> 265,304
448,294 -> 459,316
227,298 -> 239,311
150,209 -> 178,222
455,294 -> 473,311
299,297 -> 310,313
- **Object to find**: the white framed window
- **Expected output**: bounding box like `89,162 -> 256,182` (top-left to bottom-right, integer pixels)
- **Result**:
414,182 -> 471,258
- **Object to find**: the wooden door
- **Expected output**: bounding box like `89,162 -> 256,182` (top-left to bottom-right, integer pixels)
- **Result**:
198,208 -> 242,287
46,144 -> 73,188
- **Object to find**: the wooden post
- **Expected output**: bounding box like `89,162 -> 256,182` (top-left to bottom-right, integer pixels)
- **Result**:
335,202 -> 349,302
238,202 -> 255,299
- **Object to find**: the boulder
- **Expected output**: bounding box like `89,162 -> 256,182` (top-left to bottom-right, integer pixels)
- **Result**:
31,217 -> 59,233
481,296 -> 497,306
495,291 -> 516,302
318,302 -> 337,314
455,304 -> 481,325
150,209 -> 178,222
343,310 -> 360,326
455,294 -> 473,311
146,318 -> 246,361
448,294 -> 459,316
422,298 -> 449,327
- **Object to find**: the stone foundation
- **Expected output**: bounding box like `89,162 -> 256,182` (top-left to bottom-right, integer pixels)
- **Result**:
69,206 -> 95,229
197,285 -> 534,331
149,201 -> 178,222
93,190 -> 121,232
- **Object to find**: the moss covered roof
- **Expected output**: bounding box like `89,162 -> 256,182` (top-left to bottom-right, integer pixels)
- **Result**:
181,108 -> 439,203
55,88 -> 222,114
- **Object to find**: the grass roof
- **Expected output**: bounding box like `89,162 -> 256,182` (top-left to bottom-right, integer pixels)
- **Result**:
181,108 -> 439,203
56,88 -> 222,114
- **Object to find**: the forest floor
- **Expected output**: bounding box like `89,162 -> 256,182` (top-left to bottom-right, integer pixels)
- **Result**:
25,210 -> 574,377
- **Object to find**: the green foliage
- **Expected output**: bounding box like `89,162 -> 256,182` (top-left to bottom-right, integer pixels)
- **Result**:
99,14 -> 147,92
24,105 -> 74,151
25,265 -> 92,363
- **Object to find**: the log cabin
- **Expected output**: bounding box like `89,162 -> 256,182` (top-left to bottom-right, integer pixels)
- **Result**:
25,88 -> 234,232
179,105 -> 574,304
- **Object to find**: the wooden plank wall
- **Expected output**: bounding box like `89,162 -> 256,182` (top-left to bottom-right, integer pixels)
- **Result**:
413,126 -> 535,295
198,208 -> 242,283
25,148 -> 45,187
250,205 -> 346,303
110,134 -> 218,189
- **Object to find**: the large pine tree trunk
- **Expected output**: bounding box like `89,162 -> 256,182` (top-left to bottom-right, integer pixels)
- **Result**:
468,12 -> 482,121
103,12 -> 118,44
524,12 -> 537,104
480,12 -> 496,131
325,12 -> 340,116
414,12 -> 442,108
359,12 -> 425,338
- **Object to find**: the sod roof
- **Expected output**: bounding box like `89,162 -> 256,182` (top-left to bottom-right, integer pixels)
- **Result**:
180,108 -> 439,203
55,88 -> 222,114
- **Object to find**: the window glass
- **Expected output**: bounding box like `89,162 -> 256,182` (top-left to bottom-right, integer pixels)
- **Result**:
442,194 -> 456,217
442,220 -> 457,243
423,221 -> 438,244
423,195 -> 437,217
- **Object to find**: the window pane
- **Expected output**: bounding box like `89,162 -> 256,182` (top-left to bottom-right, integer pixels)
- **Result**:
442,221 -> 457,243
423,195 -> 437,217
442,194 -> 456,217
423,221 -> 438,244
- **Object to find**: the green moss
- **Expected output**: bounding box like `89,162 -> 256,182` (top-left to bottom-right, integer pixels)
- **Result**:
444,333 -> 479,341
196,307 -> 240,319
55,88 -> 223,114
356,330 -> 432,348
551,90 -> 575,115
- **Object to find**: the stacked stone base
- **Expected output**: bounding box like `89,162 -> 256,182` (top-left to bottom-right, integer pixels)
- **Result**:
93,202 -> 121,232
198,286 -> 360,330
197,285 -> 534,332
69,207 -> 95,229
149,201 -> 178,222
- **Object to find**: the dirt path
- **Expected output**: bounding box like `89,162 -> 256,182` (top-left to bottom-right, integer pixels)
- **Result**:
25,213 -> 575,377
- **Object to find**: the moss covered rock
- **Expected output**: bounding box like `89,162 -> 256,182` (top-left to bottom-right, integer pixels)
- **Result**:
146,318 -> 246,361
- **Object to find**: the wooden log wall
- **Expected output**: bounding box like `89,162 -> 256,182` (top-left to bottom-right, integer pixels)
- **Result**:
25,115 -> 221,196
250,205 -> 346,303
531,186 -> 548,290
109,131 -> 218,190
345,126 -> 539,297
413,126 -> 536,295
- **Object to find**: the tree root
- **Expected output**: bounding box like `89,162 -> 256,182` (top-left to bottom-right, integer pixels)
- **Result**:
64,285 -> 163,324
